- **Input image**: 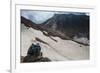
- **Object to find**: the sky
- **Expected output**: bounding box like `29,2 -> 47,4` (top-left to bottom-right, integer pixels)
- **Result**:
21,10 -> 55,24
21,10 -> 89,24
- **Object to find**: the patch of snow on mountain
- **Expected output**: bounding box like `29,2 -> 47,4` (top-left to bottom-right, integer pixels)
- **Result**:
21,24 -> 89,61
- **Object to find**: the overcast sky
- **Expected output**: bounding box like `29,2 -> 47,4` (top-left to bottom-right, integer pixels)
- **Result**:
21,10 -> 55,24
21,10 -> 89,24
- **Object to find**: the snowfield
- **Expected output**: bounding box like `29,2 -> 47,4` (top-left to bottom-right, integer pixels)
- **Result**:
21,24 -> 89,61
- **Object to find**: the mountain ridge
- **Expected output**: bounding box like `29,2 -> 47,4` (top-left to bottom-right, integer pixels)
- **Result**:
21,13 -> 89,45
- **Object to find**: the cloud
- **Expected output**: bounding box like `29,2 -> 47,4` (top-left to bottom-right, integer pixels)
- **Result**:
21,10 -> 55,24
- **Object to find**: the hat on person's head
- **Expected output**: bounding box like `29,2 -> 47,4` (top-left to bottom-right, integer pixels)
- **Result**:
36,43 -> 40,46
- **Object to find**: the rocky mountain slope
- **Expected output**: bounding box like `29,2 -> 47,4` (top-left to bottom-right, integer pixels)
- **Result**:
21,14 -> 89,45
21,14 -> 89,61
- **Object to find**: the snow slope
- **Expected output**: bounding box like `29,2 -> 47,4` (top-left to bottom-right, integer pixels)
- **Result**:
21,24 -> 89,61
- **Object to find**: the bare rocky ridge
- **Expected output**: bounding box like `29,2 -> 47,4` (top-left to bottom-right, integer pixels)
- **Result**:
21,15 -> 89,46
